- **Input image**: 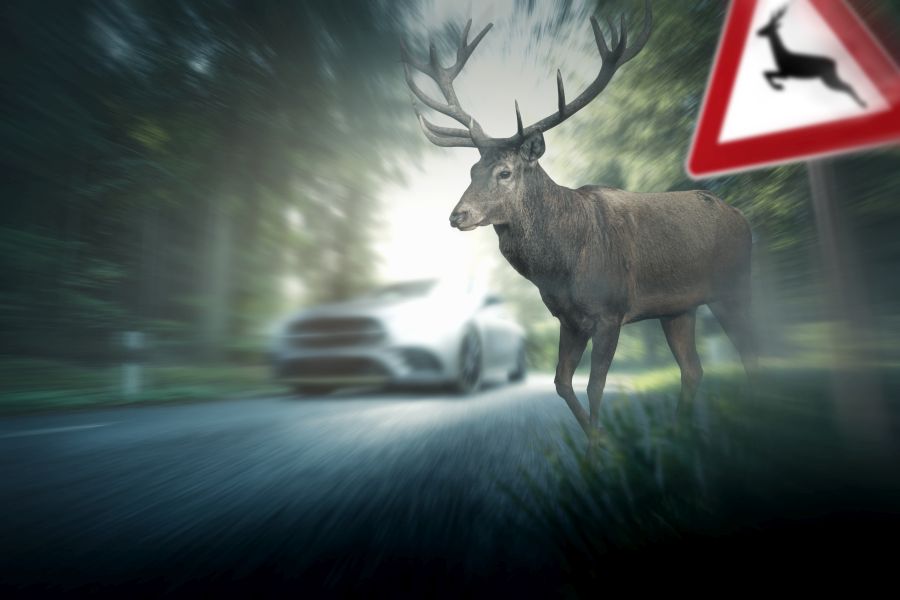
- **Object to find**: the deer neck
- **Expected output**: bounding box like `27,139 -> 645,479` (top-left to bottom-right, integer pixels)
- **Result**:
494,164 -> 585,285
767,32 -> 789,61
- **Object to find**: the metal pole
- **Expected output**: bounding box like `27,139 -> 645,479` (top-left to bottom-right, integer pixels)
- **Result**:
806,159 -> 890,459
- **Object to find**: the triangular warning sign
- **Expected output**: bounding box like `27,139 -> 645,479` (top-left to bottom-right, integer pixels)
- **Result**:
687,0 -> 900,178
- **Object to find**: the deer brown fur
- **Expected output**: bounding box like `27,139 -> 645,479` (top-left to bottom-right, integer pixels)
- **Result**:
402,1 -> 756,435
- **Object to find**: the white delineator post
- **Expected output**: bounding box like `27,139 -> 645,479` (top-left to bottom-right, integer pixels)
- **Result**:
122,331 -> 144,399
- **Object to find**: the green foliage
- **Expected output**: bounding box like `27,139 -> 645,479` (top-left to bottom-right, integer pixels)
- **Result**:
509,369 -> 900,591
2,0 -> 899,401
515,1 -> 900,368
0,0 -> 418,365
557,2 -> 820,308
0,359 -> 285,414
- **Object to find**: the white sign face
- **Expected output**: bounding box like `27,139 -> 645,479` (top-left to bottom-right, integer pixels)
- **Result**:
718,0 -> 888,143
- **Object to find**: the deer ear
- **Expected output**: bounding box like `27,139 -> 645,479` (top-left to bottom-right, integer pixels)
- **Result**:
518,132 -> 545,162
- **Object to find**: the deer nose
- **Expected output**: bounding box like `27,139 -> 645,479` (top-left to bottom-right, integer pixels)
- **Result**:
449,210 -> 469,227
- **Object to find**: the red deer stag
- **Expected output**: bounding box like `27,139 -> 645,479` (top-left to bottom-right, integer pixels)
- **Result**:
401,1 -> 755,435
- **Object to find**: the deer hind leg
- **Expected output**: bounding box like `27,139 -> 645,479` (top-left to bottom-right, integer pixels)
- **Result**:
821,71 -> 867,108
764,71 -> 785,90
709,297 -> 758,379
586,319 -> 622,430
660,310 -> 703,419
554,324 -> 591,435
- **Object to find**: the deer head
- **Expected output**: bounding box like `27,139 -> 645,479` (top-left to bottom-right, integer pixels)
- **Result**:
401,1 -> 652,231
757,5 -> 787,38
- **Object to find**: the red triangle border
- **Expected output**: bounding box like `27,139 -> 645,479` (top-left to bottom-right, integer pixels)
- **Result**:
687,0 -> 900,179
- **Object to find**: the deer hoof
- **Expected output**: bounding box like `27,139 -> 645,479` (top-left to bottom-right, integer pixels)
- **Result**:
587,426 -> 608,446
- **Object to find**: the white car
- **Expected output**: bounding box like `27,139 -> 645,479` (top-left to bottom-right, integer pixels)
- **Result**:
271,279 -> 526,394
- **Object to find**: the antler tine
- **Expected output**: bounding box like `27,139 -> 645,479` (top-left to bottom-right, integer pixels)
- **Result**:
556,70 -> 566,116
411,98 -> 472,139
606,17 -> 619,51
619,0 -> 652,65
412,98 -> 476,147
499,1 -> 652,144
401,21 -> 494,148
421,118 -> 474,139
591,16 -> 610,59
429,41 -> 442,73
416,115 -> 477,147
449,22 -> 493,80
515,100 -> 524,137
403,62 -> 468,124
460,19 -> 472,46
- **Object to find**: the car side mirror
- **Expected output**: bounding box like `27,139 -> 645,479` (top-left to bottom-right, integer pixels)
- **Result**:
483,294 -> 504,307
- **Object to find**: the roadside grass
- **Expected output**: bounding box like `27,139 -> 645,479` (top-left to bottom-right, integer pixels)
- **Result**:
0,359 -> 288,414
508,366 -> 900,592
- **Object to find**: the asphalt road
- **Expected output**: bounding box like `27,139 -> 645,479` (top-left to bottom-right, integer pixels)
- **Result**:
0,377 -> 610,595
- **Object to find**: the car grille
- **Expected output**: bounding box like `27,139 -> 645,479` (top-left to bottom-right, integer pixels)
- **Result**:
288,317 -> 384,349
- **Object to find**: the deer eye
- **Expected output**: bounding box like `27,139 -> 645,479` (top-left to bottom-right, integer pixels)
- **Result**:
498,170 -> 511,180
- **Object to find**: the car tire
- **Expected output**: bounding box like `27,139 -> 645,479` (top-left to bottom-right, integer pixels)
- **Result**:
453,327 -> 482,395
509,343 -> 527,382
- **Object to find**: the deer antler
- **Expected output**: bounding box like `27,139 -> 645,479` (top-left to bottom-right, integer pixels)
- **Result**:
400,20 -> 493,148
497,0 -> 652,146
402,0 -> 653,149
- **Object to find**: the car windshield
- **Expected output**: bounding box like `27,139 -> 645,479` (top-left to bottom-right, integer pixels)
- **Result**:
362,280 -> 436,301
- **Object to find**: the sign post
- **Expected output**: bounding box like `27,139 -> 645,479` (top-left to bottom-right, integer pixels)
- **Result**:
806,160 -> 889,454
688,0 -> 900,457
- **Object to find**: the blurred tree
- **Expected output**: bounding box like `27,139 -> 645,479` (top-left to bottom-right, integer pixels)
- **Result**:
0,0 -> 418,363
489,0 -> 900,369
552,1 -> 826,357
2,0 -> 897,379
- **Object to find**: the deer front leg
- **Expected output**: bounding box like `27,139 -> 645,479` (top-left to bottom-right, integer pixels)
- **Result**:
554,324 -> 591,436
587,319 -> 622,429
764,71 -> 785,90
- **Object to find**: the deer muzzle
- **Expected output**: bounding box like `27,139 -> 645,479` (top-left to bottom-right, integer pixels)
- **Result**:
449,209 -> 469,227
449,207 -> 481,231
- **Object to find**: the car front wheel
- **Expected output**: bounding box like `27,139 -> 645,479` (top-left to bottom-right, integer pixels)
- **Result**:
509,343 -> 527,382
453,327 -> 482,395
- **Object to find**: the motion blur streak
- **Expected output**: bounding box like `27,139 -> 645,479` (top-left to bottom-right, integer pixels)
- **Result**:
0,379 -> 585,593
1,0 -> 900,594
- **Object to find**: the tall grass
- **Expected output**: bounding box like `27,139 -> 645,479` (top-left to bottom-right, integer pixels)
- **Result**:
0,359 -> 286,413
510,371 -> 900,591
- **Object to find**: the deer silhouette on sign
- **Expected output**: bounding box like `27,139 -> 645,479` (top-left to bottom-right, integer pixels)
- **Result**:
757,5 -> 866,107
